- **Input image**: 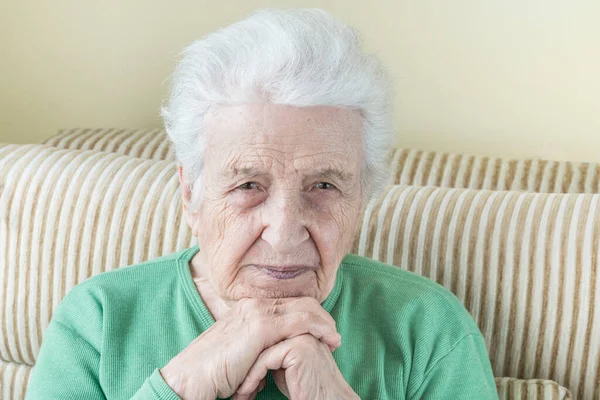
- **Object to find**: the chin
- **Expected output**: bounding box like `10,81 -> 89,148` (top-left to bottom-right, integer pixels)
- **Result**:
233,281 -> 319,300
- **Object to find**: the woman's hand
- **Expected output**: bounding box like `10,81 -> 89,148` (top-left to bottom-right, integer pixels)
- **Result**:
233,334 -> 359,400
159,297 -> 341,400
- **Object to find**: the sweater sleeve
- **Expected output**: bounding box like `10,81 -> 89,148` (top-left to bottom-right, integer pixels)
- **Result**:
25,283 -> 181,400
130,369 -> 182,400
407,333 -> 499,400
25,319 -> 106,400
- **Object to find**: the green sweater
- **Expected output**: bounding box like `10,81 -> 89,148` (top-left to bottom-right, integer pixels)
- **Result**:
27,245 -> 498,399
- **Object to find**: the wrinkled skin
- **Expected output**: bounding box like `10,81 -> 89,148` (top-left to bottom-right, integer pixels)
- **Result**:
234,334 -> 358,400
161,104 -> 365,399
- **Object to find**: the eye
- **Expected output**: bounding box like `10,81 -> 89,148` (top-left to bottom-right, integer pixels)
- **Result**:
314,182 -> 336,190
238,182 -> 259,190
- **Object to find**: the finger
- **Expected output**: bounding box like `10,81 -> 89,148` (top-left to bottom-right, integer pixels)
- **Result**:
232,387 -> 258,400
258,378 -> 266,391
237,340 -> 292,395
277,297 -> 338,328
273,311 -> 342,349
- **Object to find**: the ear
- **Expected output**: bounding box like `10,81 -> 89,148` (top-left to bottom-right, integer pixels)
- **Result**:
177,164 -> 199,236
178,164 -> 190,206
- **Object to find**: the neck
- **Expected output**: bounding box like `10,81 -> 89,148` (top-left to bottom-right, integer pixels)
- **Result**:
189,252 -> 231,320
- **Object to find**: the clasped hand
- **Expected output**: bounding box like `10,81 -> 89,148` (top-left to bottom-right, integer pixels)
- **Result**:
160,297 -> 358,400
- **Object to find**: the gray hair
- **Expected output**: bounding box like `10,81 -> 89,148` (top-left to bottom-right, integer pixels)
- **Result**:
161,8 -> 395,205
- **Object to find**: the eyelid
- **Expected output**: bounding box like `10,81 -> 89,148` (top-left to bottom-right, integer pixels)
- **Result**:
314,181 -> 336,190
237,181 -> 260,190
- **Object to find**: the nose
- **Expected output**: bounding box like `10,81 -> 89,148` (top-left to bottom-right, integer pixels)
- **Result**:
261,193 -> 309,254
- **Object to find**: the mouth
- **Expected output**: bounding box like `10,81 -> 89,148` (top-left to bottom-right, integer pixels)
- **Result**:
249,265 -> 315,280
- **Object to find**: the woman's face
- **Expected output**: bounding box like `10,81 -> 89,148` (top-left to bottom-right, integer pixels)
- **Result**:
181,103 -> 364,303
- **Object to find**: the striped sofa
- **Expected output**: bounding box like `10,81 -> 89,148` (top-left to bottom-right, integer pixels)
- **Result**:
2,128 -> 599,399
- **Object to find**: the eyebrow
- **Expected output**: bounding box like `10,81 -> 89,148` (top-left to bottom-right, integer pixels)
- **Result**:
222,166 -> 265,180
308,167 -> 354,183
222,165 -> 354,183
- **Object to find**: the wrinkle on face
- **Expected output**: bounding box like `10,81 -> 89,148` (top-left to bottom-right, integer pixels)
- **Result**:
186,103 -> 365,304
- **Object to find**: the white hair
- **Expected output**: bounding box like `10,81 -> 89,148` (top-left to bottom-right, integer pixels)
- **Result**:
161,8 -> 395,205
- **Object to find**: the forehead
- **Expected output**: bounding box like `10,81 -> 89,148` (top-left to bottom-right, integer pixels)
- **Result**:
203,104 -> 363,173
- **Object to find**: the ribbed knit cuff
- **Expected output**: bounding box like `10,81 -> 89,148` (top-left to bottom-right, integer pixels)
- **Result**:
147,368 -> 182,400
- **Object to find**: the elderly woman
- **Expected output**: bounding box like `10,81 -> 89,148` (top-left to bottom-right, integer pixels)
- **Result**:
27,8 -> 497,400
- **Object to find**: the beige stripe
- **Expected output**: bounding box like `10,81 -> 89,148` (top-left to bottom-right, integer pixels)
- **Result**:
562,195 -> 590,386
432,189 -> 459,284
432,152 -> 449,187
445,153 -> 462,187
372,187 -> 403,261
413,187 -> 445,279
355,193 -> 379,255
522,194 -> 558,378
2,145 -> 53,363
40,128 -> 70,147
146,129 -> 169,160
569,164 -> 585,193
381,186 -> 414,264
114,129 -> 152,156
490,192 -> 520,374
538,195 -> 571,378
480,191 -> 511,355
570,196 -> 598,399
126,129 -> 162,159
60,128 -> 93,148
391,149 -> 408,184
466,190 -> 498,326
17,147 -> 73,365
395,149 -> 412,185
97,129 -> 127,152
581,233 -> 600,399
495,158 -> 511,191
508,194 -> 541,377
554,162 -> 567,193
448,190 -> 479,295
397,150 -> 419,186
77,128 -> 115,151
413,151 -> 435,186
424,189 -> 456,283
455,191 -> 486,305
100,129 -> 137,153
398,187 -> 437,277
453,155 -> 471,188
550,195 -> 577,380
499,194 -> 532,376
509,159 -> 524,191
0,360 -> 32,400
389,187 -> 420,267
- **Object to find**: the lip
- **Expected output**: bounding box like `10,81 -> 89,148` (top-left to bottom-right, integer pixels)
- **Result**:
249,265 -> 315,280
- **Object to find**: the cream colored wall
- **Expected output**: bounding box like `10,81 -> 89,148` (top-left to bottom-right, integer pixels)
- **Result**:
1,1 -> 599,162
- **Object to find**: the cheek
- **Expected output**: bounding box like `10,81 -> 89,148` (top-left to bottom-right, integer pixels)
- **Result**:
198,201 -> 262,261
310,202 -> 360,260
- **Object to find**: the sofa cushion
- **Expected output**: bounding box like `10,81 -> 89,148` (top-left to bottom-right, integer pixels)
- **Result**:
0,143 -> 194,368
354,184 -> 600,400
43,128 -> 600,193
495,377 -> 572,400
0,359 -> 32,400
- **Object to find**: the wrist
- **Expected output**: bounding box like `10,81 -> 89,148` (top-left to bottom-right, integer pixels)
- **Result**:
159,366 -> 215,400
344,388 -> 360,400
